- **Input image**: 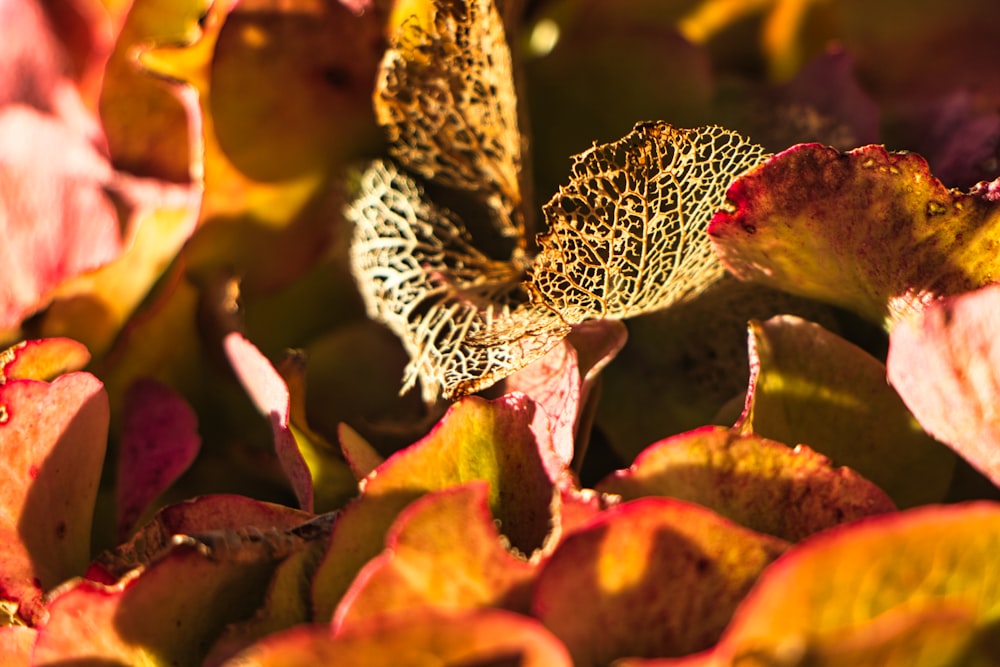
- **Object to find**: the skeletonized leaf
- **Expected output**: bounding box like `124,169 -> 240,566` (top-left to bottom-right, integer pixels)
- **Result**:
531,122 -> 769,322
376,0 -> 524,237
347,159 -> 569,402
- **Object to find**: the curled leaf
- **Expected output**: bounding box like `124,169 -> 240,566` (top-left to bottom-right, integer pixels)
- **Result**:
0,338 -> 90,383
531,122 -> 769,323
888,284 -> 1000,487
708,143 -> 1000,328
597,425 -> 895,542
221,608 -> 573,666
532,497 -> 787,665
347,159 -> 569,401
333,482 -> 535,631
377,0 -> 524,237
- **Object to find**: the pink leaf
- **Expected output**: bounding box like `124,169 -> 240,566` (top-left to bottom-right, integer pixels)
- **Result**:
888,284 -> 1000,486
0,372 -> 108,625
116,378 -> 201,540
224,332 -> 313,511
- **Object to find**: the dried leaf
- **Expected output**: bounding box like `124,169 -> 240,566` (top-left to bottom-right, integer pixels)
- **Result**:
532,122 -> 769,323
347,159 -> 569,402
377,0 -> 524,237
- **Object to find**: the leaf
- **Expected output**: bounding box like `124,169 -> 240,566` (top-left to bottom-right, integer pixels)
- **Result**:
0,338 -> 91,383
377,0 -> 524,237
531,122 -> 769,323
311,393 -> 560,621
504,319 -> 628,468
597,425 -> 895,542
116,378 -> 201,540
220,608 -> 573,666
338,423 -> 385,480
347,158 -> 570,402
737,315 -> 956,507
333,482 -> 535,631
90,494 -> 314,582
33,539 -> 288,666
531,497 -> 788,665
709,502 -> 1000,664
0,106 -> 122,334
0,372 -> 108,625
708,143 -> 1000,328
887,284 -> 1000,488
0,625 -> 35,665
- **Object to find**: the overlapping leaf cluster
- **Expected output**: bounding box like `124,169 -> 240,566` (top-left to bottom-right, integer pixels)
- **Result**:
2,0 -> 1000,665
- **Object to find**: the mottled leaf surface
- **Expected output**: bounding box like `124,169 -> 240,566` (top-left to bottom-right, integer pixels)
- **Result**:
737,315 -> 956,507
888,284 -> 1000,487
333,482 -> 535,631
709,144 -> 1000,328
312,394 -> 558,620
598,426 -> 895,542
0,372 -> 108,625
532,497 -> 787,665
222,608 -> 573,666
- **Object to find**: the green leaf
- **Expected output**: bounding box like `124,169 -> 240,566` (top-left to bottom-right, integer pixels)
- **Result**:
333,482 -> 535,631
736,315 -> 956,507
311,393 -> 560,621
597,425 -> 895,542
709,144 -> 1000,328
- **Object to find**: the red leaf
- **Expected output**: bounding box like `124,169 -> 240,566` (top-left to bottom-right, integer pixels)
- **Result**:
888,284 -> 1000,486
116,378 -> 201,540
0,372 -> 108,625
224,332 -> 313,511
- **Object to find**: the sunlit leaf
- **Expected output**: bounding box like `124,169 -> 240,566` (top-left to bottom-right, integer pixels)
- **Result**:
598,425 -> 895,542
333,482 -> 535,631
888,284 -> 1000,488
708,144 -> 1000,328
532,122 -> 769,323
33,538 -> 289,666
738,315 -> 956,507
377,0 -> 525,237
0,338 -> 90,383
116,378 -> 201,540
708,502 -> 1000,664
221,608 -> 573,666
338,422 -> 385,480
311,394 -> 559,621
0,372 -> 108,625
0,625 -> 35,665
532,497 -> 787,665
347,158 -> 570,402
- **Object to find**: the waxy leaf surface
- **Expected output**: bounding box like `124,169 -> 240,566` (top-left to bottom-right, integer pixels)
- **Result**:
737,315 -> 955,507
312,394 -> 558,620
888,284 -> 1000,487
334,482 -> 535,631
0,372 -> 108,625
598,425 -> 895,542
709,144 -> 1000,328
710,502 -> 1000,664
116,378 -> 201,539
222,608 -> 573,666
532,497 -> 787,665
